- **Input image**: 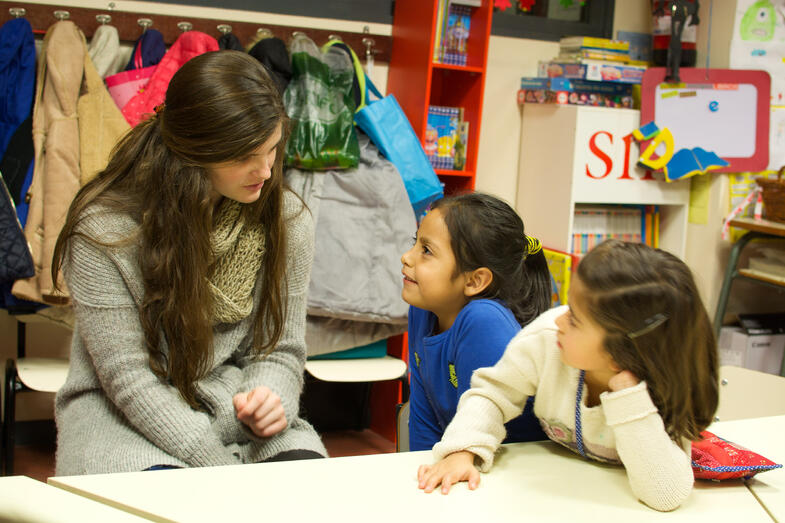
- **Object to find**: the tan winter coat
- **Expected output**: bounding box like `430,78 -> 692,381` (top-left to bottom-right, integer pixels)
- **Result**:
13,21 -> 126,305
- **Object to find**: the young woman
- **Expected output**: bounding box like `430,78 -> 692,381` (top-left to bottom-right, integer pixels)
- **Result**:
52,51 -> 326,475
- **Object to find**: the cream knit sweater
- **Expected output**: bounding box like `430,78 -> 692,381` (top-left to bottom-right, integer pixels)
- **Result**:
433,306 -> 694,512
55,191 -> 326,475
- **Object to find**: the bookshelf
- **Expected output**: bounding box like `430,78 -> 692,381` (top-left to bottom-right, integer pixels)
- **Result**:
516,104 -> 691,260
368,0 -> 493,442
386,0 -> 492,195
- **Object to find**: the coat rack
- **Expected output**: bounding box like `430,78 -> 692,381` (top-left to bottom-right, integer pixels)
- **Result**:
0,1 -> 391,62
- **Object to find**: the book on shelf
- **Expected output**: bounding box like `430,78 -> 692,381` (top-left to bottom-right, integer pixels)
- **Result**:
571,205 -> 660,256
433,0 -> 474,66
543,247 -> 580,307
426,105 -> 461,170
454,112 -> 469,171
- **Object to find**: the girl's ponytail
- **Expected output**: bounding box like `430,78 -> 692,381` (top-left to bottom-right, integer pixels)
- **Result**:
514,237 -> 552,326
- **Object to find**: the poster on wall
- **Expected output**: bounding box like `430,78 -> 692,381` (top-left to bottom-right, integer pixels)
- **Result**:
729,0 -> 785,169
730,0 -> 785,104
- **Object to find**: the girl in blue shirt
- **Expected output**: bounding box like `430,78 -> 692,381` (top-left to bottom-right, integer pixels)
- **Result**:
402,192 -> 552,451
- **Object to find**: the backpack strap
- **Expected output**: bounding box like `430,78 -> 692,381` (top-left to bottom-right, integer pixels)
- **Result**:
322,39 -> 367,111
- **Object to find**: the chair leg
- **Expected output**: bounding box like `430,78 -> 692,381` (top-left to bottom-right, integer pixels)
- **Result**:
358,382 -> 372,431
3,359 -> 17,476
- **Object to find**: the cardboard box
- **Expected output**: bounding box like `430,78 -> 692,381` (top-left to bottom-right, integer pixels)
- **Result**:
719,326 -> 785,376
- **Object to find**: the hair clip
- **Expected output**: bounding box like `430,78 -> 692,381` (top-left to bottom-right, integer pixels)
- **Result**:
154,103 -> 165,114
627,313 -> 668,339
524,235 -> 542,258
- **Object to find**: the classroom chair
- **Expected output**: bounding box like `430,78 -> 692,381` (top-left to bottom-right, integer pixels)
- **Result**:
395,401 -> 409,452
714,365 -> 785,422
304,355 -> 408,432
2,318 -> 69,475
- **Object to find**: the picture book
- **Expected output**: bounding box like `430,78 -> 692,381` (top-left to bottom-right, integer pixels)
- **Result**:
426,105 -> 460,170
543,247 -> 580,307
442,3 -> 471,66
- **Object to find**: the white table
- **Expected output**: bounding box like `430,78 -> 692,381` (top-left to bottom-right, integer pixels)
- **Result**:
709,415 -> 785,522
0,475 -> 147,522
48,427 -> 775,523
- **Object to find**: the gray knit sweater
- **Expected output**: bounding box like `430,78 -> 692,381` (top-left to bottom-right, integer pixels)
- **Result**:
54,192 -> 326,475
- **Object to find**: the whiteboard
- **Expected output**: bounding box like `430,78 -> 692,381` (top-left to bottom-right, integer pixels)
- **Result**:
640,68 -> 771,173
654,83 -> 757,157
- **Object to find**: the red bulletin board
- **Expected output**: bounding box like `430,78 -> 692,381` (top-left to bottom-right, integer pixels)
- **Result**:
640,68 -> 771,173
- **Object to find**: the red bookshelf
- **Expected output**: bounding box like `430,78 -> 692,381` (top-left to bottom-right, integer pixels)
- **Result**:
370,0 -> 493,442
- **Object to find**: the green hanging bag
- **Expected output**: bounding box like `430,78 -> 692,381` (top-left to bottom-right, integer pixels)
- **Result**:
283,33 -> 360,170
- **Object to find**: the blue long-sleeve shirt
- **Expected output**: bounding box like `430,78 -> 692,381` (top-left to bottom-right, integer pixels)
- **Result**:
407,299 -> 544,451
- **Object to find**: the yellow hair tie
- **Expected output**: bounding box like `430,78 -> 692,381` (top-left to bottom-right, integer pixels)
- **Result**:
525,236 -> 542,257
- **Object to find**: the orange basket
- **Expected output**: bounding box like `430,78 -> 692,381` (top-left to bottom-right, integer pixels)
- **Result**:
756,167 -> 785,223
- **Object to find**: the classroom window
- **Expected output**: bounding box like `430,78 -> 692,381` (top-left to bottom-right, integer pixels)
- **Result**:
491,0 -> 615,41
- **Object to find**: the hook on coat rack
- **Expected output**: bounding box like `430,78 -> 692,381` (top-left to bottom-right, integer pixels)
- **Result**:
256,27 -> 273,39
217,24 -> 232,35
137,18 -> 153,32
9,7 -> 25,18
177,21 -> 193,33
96,14 -> 112,25
328,34 -> 343,42
362,25 -> 377,73
53,10 -> 70,21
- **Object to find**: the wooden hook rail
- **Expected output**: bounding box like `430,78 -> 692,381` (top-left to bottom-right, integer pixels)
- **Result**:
0,1 -> 391,62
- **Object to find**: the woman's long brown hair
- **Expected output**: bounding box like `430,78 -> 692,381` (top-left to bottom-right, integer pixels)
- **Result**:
53,51 -> 291,408
577,240 -> 719,442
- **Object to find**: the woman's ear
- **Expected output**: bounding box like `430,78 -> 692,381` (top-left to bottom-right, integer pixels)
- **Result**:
464,267 -> 492,297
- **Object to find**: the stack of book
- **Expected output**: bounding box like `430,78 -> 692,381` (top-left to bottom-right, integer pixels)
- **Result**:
433,0 -> 478,66
571,205 -> 660,256
558,36 -> 630,63
425,105 -> 469,171
541,36 -> 645,85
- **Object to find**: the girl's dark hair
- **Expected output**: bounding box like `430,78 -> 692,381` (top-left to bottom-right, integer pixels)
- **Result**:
430,192 -> 551,327
577,239 -> 719,442
53,51 -> 291,408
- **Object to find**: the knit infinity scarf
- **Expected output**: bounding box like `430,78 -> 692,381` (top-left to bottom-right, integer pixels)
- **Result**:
208,199 -> 266,324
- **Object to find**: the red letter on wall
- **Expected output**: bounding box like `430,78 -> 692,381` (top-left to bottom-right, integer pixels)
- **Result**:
586,131 -> 613,179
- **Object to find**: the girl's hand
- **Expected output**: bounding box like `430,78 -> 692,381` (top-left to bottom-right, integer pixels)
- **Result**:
233,386 -> 287,438
417,451 -> 480,494
608,370 -> 640,392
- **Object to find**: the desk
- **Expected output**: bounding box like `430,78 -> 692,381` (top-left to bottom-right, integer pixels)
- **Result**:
49,432 -> 772,522
0,475 -> 147,522
714,217 -> 785,344
709,415 -> 785,522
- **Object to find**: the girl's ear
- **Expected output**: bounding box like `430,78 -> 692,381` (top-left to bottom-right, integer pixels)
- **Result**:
464,267 -> 493,297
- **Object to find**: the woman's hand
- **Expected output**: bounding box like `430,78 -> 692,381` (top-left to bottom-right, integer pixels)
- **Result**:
417,450 -> 480,494
233,386 -> 287,438
608,370 -> 640,392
